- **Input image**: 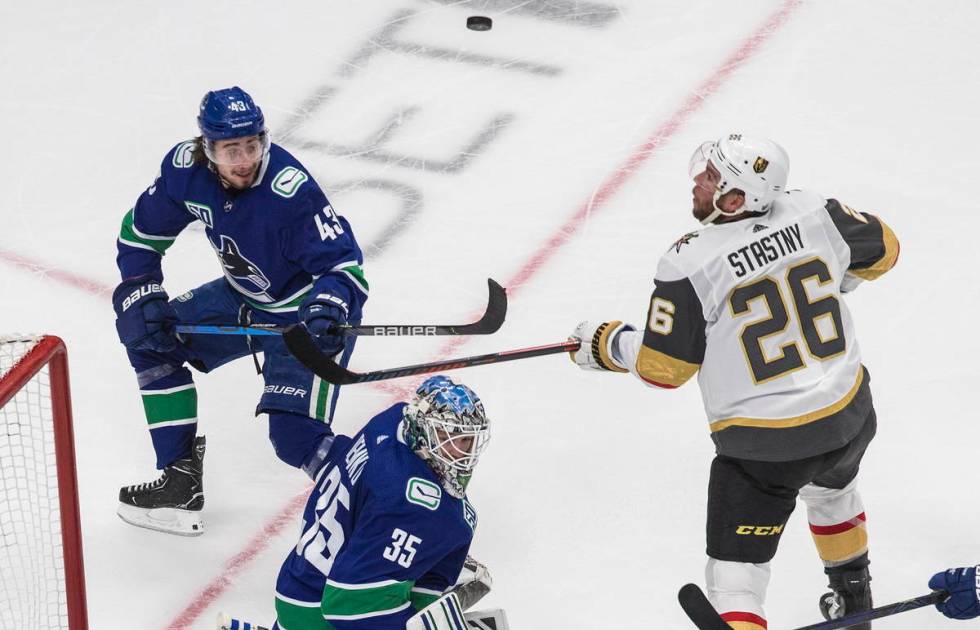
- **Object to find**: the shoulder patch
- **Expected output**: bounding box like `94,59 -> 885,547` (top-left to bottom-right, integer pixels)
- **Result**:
271,166 -> 309,198
172,141 -> 196,169
462,499 -> 478,531
406,477 -> 442,511
184,201 -> 213,228
670,231 -> 699,253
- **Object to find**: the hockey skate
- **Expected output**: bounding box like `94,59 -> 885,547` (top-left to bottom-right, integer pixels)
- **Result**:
117,436 -> 206,536
818,567 -> 872,629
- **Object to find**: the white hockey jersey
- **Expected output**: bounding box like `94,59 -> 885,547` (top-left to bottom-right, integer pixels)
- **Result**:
615,190 -> 899,461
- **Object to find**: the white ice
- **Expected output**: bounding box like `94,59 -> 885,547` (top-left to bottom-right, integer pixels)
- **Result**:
1,1 -> 978,628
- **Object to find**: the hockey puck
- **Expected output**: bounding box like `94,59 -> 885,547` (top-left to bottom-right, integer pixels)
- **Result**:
466,15 -> 492,31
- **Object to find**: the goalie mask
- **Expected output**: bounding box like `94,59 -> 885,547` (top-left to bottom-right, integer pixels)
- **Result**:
403,375 -> 491,498
688,134 -> 790,225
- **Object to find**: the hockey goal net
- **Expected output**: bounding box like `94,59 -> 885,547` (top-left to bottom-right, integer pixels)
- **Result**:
0,335 -> 87,629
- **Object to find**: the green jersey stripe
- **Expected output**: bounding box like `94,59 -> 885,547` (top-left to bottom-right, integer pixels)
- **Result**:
275,596 -> 332,630
314,378 -> 330,421
410,589 -> 440,611
119,209 -> 176,255
142,387 -> 197,424
241,284 -> 312,312
335,264 -> 369,294
321,580 -> 412,618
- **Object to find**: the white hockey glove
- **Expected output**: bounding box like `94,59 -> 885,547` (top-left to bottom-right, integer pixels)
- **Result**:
568,320 -> 634,373
452,555 -> 493,610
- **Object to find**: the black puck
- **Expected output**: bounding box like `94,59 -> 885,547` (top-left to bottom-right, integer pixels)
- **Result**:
466,15 -> 492,31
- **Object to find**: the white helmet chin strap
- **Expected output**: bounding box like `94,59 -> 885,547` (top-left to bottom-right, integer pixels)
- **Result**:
700,189 -> 747,226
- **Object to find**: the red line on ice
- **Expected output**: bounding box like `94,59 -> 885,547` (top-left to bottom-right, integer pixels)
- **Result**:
165,490 -> 310,630
0,248 -> 114,297
0,1 -> 804,626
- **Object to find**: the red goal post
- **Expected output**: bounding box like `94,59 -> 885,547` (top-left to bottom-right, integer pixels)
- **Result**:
0,335 -> 87,629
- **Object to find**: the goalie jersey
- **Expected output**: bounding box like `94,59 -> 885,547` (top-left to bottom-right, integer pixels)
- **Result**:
274,404 -> 477,629
616,190 -> 899,461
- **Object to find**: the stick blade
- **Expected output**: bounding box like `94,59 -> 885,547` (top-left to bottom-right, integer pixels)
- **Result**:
678,584 -> 731,630
283,324 -> 360,385
451,278 -> 507,335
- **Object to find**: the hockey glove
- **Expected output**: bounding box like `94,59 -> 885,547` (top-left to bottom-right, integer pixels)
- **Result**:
929,566 -> 980,620
299,293 -> 349,356
451,555 -> 493,610
568,320 -> 634,372
112,277 -> 178,353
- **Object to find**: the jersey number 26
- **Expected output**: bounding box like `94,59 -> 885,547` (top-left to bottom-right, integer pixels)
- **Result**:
729,257 -> 846,384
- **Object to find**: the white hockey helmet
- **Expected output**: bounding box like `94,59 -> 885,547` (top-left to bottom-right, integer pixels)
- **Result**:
688,134 -> 790,225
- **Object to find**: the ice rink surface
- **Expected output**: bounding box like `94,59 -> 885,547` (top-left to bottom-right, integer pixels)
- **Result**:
2,1 -> 979,628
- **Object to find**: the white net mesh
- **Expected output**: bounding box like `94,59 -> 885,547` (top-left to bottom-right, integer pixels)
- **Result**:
0,335 -> 70,629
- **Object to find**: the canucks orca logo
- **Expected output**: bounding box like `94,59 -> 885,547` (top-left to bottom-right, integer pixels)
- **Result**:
216,235 -> 272,298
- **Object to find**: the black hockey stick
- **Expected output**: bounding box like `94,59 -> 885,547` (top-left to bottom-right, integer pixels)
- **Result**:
175,278 -> 507,338
677,583 -> 948,630
284,325 -> 580,385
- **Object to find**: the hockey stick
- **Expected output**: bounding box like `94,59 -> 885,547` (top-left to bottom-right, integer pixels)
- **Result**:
216,612 -> 269,629
677,583 -> 948,630
284,324 -> 580,384
175,278 -> 507,338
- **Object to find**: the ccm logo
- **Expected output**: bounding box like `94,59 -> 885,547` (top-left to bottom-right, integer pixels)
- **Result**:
122,284 -> 164,311
735,525 -> 784,536
264,385 -> 307,398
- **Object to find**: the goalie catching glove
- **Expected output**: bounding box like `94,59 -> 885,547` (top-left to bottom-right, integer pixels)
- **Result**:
568,320 -> 634,372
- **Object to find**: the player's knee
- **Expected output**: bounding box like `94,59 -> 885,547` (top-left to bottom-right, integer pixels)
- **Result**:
706,558 -> 770,617
800,477 -> 864,523
267,411 -> 333,471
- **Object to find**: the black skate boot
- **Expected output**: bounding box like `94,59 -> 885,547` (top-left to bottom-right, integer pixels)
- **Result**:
117,436 -> 205,536
819,565 -> 873,629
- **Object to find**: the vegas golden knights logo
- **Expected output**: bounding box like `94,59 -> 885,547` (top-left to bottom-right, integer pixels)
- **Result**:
753,156 -> 769,173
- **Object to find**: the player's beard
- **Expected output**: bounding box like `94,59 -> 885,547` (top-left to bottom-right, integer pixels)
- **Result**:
692,187 -> 714,222
220,161 -> 260,190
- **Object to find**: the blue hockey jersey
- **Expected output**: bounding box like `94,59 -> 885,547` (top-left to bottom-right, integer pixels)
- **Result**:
275,404 -> 478,629
116,141 -> 367,316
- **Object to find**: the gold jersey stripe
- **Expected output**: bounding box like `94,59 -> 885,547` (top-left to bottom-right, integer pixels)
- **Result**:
710,368 -> 864,433
811,525 -> 868,564
850,216 -> 899,281
727,621 -> 767,630
636,346 -> 700,387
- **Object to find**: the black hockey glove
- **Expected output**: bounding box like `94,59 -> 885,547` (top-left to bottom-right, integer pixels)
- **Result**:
299,293 -> 348,356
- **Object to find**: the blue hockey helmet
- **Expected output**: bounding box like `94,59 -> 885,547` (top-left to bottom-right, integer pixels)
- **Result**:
404,375 -> 491,498
197,86 -> 266,140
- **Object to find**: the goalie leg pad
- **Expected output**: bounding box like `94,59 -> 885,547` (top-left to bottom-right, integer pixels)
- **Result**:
464,608 -> 509,630
407,592 -> 467,630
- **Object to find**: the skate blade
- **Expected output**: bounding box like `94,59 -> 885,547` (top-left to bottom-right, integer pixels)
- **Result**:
117,502 -> 204,536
